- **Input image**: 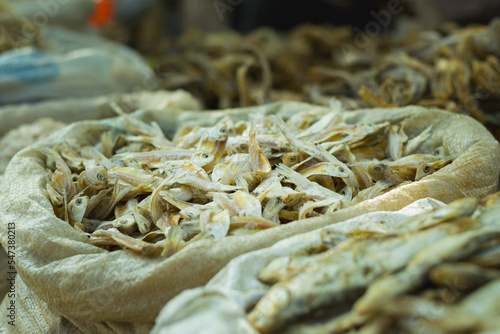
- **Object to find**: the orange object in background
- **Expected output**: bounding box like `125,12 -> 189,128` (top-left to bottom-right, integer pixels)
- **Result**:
89,0 -> 115,27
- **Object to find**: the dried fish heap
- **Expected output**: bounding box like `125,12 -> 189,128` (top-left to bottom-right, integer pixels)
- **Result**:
158,18 -> 500,138
246,194 -> 500,334
41,103 -> 453,257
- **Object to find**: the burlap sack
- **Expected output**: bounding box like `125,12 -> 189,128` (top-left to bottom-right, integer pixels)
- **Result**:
0,89 -> 200,327
0,89 -> 201,137
0,103 -> 498,333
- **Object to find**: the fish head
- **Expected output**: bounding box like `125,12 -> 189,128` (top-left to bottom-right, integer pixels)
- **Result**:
282,152 -> 300,167
46,183 -> 64,207
192,151 -> 215,167
415,162 -> 435,181
208,124 -> 229,141
69,195 -> 89,224
113,214 -> 137,234
367,163 -> 386,181
85,166 -> 108,190
326,163 -> 350,179
339,186 -> 353,201
358,122 -> 375,134
432,146 -> 447,157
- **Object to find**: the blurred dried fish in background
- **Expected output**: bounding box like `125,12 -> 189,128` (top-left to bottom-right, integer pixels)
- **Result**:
153,17 -> 500,139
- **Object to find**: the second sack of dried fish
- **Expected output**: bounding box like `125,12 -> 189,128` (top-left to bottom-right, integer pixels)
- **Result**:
152,194 -> 500,334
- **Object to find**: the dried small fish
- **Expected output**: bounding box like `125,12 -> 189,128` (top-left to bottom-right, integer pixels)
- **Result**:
275,164 -> 344,201
114,149 -> 195,164
200,209 -> 230,239
68,195 -> 89,226
41,100 -> 456,259
249,126 -> 272,173
78,166 -> 108,192
162,226 -> 185,257
404,125 -> 432,156
366,163 -> 403,186
248,224 -> 464,333
90,228 -> 163,255
39,147 -> 75,204
387,123 -> 408,161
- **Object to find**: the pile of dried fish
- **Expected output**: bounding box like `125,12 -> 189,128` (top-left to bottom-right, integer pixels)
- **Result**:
40,104 -> 452,257
157,25 -> 353,109
157,18 -> 500,137
247,193 -> 500,334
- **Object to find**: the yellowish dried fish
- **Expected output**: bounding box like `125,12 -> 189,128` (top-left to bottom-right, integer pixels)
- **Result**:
366,163 -> 403,187
299,197 -> 344,219
275,164 -> 344,201
123,135 -> 175,149
46,183 -> 64,208
249,126 -> 272,173
200,209 -> 231,239
262,198 -> 286,224
162,226 -> 185,257
90,228 -> 163,255
404,125 -> 432,156
108,167 -> 160,189
176,173 -> 242,192
229,216 -> 279,233
39,146 -> 75,203
282,152 -> 305,167
114,198 -> 138,219
114,149 -> 195,164
351,180 -> 390,204
219,154 -> 252,185
233,190 -> 262,217
81,146 -> 113,170
350,146 -> 385,161
191,151 -> 216,168
87,184 -> 130,221
156,211 -> 182,233
271,115 -> 320,158
112,214 -> 137,235
56,141 -> 85,170
68,195 -> 89,227
315,145 -> 359,192
415,161 -> 435,181
78,166 -> 108,192
110,100 -> 172,145
132,206 -> 152,235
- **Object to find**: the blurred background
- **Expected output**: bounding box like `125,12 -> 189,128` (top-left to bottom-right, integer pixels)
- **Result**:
102,0 -> 500,52
1,0 -> 500,141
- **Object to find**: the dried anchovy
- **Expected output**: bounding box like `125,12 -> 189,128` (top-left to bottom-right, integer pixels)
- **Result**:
41,104 -> 450,257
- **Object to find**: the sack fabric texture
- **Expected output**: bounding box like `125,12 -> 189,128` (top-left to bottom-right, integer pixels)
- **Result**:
0,103 -> 498,333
